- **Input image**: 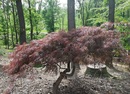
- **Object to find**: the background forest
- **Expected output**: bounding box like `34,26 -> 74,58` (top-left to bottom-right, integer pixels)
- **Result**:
0,0 -> 130,50
0,0 -> 130,94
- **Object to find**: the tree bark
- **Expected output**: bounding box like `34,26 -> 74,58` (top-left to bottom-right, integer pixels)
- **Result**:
53,70 -> 67,94
28,0 -> 33,40
6,16 -> 9,49
6,0 -> 10,49
108,0 -> 115,30
67,0 -> 75,31
34,2 -> 39,36
16,0 -> 26,44
53,62 -> 75,94
82,0 -> 85,26
51,3 -> 55,32
11,2 -> 18,45
67,0 -> 80,77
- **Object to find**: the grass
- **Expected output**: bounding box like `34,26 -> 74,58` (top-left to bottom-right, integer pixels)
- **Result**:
0,46 -> 13,57
0,48 -> 5,56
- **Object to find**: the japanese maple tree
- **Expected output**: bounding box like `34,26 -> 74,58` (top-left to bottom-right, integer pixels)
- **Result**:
4,26 -> 128,94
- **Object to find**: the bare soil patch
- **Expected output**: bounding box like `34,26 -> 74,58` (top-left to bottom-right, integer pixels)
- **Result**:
0,56 -> 130,94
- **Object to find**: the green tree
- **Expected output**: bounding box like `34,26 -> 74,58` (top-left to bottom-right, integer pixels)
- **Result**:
57,8 -> 67,30
2,0 -> 10,49
115,0 -> 130,52
11,1 -> 18,45
23,0 -> 44,40
42,0 -> 60,33
84,0 -> 107,26
77,0 -> 85,26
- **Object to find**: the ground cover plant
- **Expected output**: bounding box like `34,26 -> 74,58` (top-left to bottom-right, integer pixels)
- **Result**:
4,26 -> 130,94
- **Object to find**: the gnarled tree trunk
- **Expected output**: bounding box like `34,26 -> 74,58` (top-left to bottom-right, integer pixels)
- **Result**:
53,62 -> 75,94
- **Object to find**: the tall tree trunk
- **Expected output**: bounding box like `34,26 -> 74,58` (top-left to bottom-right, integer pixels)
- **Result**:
82,1 -> 85,26
108,0 -> 115,30
67,0 -> 80,73
28,0 -> 33,40
53,1 -> 77,93
3,32 -> 7,46
6,17 -> 9,49
11,2 -> 18,45
16,0 -> 26,44
50,1 -> 55,33
107,0 -> 115,67
8,13 -> 15,48
34,2 -> 39,36
2,0 -> 9,49
51,9 -> 55,32
67,0 -> 75,31
6,1 -> 10,49
68,0 -> 80,72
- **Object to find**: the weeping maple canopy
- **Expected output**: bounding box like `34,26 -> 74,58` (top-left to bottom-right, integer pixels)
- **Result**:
5,27 -> 123,74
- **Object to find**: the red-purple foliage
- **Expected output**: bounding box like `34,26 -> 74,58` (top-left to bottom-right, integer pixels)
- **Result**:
6,27 -> 124,74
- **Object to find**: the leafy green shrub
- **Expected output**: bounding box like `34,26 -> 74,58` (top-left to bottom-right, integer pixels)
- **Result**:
0,48 -> 5,56
115,25 -> 130,50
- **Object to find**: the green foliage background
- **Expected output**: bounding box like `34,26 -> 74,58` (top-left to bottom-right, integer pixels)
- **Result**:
0,0 -> 130,49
